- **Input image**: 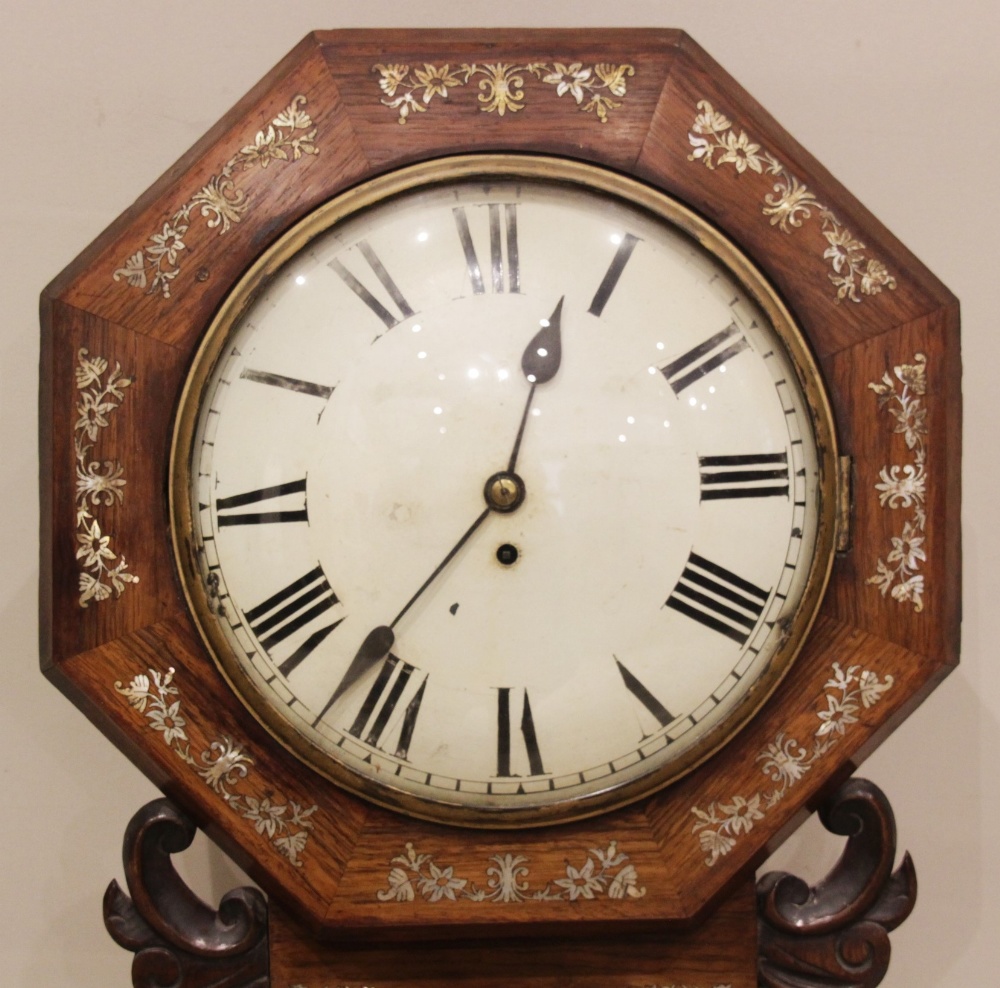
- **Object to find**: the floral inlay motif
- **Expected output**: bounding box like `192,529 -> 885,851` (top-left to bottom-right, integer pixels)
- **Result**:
690,662 -> 893,866
687,100 -> 897,304
373,61 -> 635,124
115,668 -> 318,867
377,840 -> 646,903
866,353 -> 928,612
74,348 -> 138,607
113,96 -> 318,298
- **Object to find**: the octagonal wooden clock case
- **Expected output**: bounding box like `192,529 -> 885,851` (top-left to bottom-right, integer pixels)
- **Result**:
39,28 -> 959,988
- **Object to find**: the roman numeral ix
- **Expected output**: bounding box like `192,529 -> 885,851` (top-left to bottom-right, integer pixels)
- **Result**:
699,452 -> 790,500
665,552 -> 769,646
239,367 -> 334,400
215,478 -> 308,527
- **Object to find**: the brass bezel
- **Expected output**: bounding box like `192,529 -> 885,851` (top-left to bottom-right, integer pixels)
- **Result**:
171,154 -> 839,829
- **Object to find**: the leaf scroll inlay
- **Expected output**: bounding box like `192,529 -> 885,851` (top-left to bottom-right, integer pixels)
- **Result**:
690,662 -> 893,866
866,353 -> 928,612
115,667 -> 319,867
377,840 -> 646,903
687,99 -> 897,304
74,348 -> 138,606
113,95 -> 319,299
373,60 -> 635,124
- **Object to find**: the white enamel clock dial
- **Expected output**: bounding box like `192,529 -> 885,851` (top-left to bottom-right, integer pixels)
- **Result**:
172,156 -> 836,826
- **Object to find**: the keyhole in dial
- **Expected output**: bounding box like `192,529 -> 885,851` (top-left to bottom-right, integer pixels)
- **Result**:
496,543 -> 519,566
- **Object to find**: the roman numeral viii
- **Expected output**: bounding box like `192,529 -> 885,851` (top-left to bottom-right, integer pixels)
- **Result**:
329,240 -> 415,330
347,654 -> 426,760
244,565 -> 344,675
453,204 -> 520,294
699,452 -> 789,500
496,687 -> 545,777
216,478 -> 308,526
660,323 -> 749,395
665,553 -> 769,646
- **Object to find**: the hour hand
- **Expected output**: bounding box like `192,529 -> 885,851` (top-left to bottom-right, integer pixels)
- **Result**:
521,297 -> 563,384
313,625 -> 394,725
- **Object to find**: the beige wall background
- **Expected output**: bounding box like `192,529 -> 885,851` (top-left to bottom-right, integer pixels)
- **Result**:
3,1 -> 994,984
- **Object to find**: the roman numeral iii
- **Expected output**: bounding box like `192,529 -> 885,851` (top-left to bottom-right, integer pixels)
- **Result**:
665,552 -> 769,646
453,203 -> 520,294
699,452 -> 789,500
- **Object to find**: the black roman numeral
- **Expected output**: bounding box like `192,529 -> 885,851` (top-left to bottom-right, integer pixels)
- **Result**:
329,239 -> 415,329
496,687 -> 545,777
453,204 -> 520,294
347,655 -> 426,760
699,453 -> 789,500
239,368 -> 334,400
588,233 -> 640,316
615,658 -> 674,729
244,565 -> 343,671
216,478 -> 308,527
665,552 -> 769,646
660,323 -> 750,394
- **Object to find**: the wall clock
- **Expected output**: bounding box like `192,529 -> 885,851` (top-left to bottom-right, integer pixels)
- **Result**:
39,28 -> 960,988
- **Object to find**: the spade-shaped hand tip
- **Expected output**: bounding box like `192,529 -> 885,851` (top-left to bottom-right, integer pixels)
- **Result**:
521,297 -> 563,385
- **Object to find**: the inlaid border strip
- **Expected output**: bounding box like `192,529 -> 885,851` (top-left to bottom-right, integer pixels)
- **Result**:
690,662 -> 893,866
687,100 -> 897,304
113,95 -> 319,299
377,840 -> 646,904
866,353 -> 928,611
373,61 -> 635,124
74,348 -> 138,606
115,667 -> 319,867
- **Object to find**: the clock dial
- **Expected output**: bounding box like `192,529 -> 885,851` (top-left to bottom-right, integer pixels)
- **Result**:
172,157 -> 836,826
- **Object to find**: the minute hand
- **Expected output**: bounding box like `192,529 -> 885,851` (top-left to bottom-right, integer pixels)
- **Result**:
506,296 -> 564,473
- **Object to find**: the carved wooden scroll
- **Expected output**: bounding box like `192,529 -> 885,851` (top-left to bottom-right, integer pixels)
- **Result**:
103,798 -> 268,988
757,777 -> 917,988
